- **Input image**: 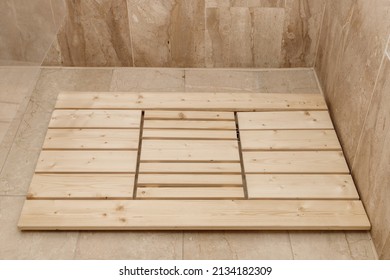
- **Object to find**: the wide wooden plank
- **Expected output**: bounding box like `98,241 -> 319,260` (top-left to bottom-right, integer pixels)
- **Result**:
43,129 -> 140,150
139,162 -> 242,173
28,174 -> 134,199
137,174 -> 243,186
18,200 -> 370,230
246,174 -> 359,199
49,110 -> 141,128
143,120 -> 236,130
243,151 -> 350,173
240,130 -> 341,150
36,151 -> 138,173
238,111 -> 333,130
137,187 -> 244,199
143,129 -> 237,139
55,92 -> 327,111
141,140 -> 240,161
144,111 -> 235,120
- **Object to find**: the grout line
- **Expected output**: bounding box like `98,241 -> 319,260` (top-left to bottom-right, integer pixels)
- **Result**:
288,232 -> 295,260
344,231 -> 354,259
125,0 -> 135,67
313,2 -> 327,69
132,111 -> 145,198
351,38 -> 388,171
234,112 -> 248,199
313,68 -> 325,97
367,231 -> 379,260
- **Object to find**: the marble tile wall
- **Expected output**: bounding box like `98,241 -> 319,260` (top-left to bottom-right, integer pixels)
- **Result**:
0,0 -> 66,65
315,0 -> 390,259
39,0 -> 325,67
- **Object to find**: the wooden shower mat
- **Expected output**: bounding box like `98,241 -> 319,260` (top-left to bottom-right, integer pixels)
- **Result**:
18,92 -> 370,230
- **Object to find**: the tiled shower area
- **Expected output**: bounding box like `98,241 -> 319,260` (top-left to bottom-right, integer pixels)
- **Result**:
1,0 -> 389,260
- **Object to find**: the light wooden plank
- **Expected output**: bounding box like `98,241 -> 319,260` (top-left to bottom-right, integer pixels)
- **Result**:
18,200 -> 370,230
143,129 -> 237,139
28,174 -> 134,199
139,162 -> 242,173
137,187 -> 245,199
49,110 -> 141,128
243,151 -> 350,173
144,111 -> 235,120
141,140 -> 240,161
137,174 -> 243,186
55,92 -> 327,111
143,120 -> 236,130
238,111 -> 333,130
43,129 -> 140,150
246,174 -> 359,199
36,151 -> 137,173
240,130 -> 341,150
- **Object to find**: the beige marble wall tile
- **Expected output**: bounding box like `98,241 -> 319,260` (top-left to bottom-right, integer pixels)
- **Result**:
282,0 -> 325,67
345,232 -> 377,260
128,0 -> 205,67
352,58 -> 390,260
110,68 -> 185,92
183,231 -> 293,259
206,0 -> 285,8
50,0 -> 67,29
43,0 -> 133,67
289,231 -> 352,260
0,69 -> 113,195
0,196 -> 78,259
74,232 -> 182,259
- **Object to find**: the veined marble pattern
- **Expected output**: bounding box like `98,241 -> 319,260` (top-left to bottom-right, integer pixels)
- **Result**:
40,0 -> 324,67
315,0 -> 390,260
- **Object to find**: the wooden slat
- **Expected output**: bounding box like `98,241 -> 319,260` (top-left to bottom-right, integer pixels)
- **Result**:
238,111 -> 333,130
137,174 -> 243,186
144,111 -> 235,120
143,129 -> 237,139
36,151 -> 138,173
49,110 -> 141,128
139,162 -> 242,173
28,174 -> 134,199
141,140 -> 240,161
143,120 -> 236,130
240,130 -> 341,150
246,174 -> 359,199
43,129 -> 140,150
18,200 -> 370,230
55,92 -> 327,111
243,151 -> 349,173
137,187 -> 244,199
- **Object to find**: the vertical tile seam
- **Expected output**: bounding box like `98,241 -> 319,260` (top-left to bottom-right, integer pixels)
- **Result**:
313,1 -> 327,69
126,0 -> 135,67
9,0 -> 24,61
351,33 -> 390,171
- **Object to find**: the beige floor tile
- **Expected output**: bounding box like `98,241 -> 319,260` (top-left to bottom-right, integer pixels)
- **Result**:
345,232 -> 377,260
110,68 -> 185,92
183,231 -> 293,260
0,196 -> 78,259
74,231 -> 183,260
289,231 -> 352,259
0,68 -> 113,195
257,69 -> 320,93
185,69 -> 260,92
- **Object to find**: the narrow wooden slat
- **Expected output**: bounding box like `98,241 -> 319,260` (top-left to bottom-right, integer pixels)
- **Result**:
246,174 -> 359,199
238,111 -> 333,130
18,200 -> 371,230
137,187 -> 244,199
28,174 -> 134,199
141,140 -> 240,161
139,162 -> 242,173
137,174 -> 243,186
144,111 -> 235,120
240,130 -> 341,150
243,151 -> 349,173
49,110 -> 141,128
55,92 -> 327,111
143,129 -> 237,139
36,151 -> 138,173
43,129 -> 140,150
143,120 -> 236,130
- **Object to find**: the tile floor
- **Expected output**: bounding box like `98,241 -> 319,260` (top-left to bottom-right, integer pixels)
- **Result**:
0,66 -> 377,259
